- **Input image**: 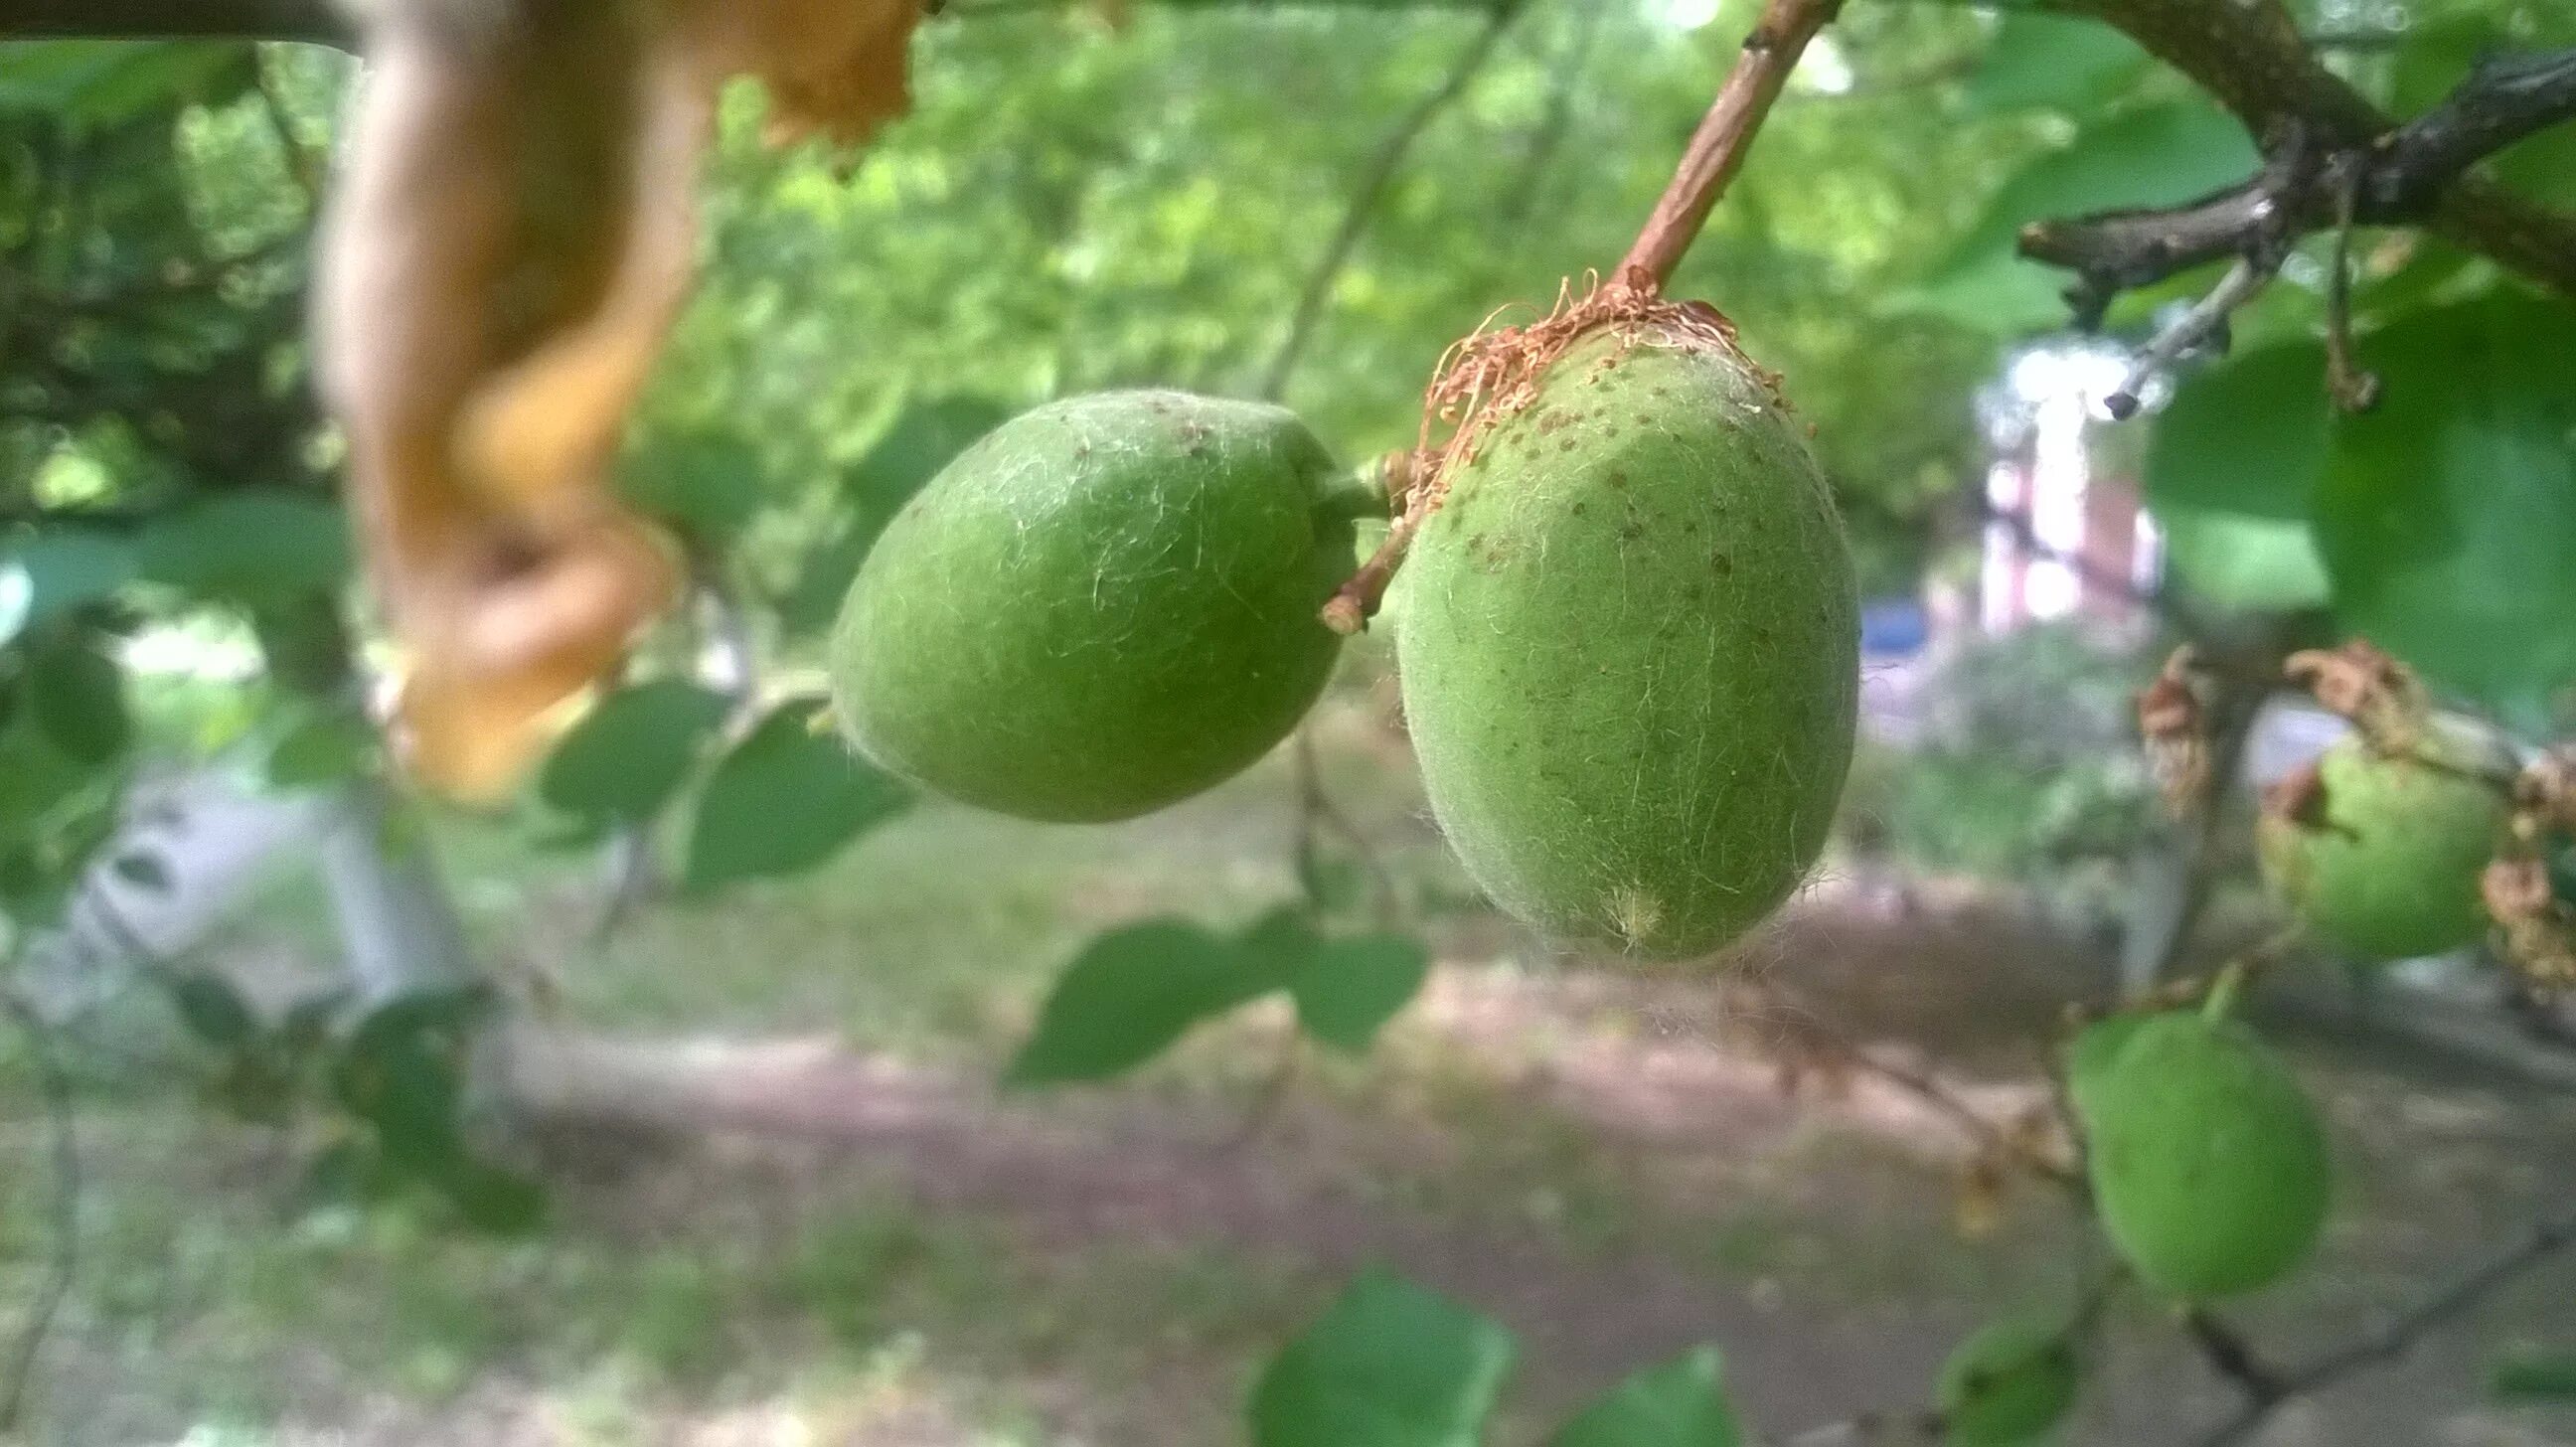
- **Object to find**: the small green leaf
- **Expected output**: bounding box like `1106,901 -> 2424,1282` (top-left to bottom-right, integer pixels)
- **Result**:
1250,1268 -> 1516,1447
27,637 -> 131,765
682,698 -> 909,891
1007,919 -> 1260,1085
432,1159 -> 550,1236
2492,1349 -> 2576,1400
2312,292 -> 2576,723
0,530 -> 135,646
541,679 -> 731,824
848,397 -> 1013,527
1548,1346 -> 1741,1447
777,526 -> 874,638
1913,103 -> 2259,330
775,398 -> 1013,638
138,491 -> 351,604
1288,933 -> 1428,1053
168,971 -> 258,1048
621,429 -> 768,544
2145,344 -> 2333,611
265,709 -> 380,791
1965,14 -> 2147,115
0,42 -> 253,126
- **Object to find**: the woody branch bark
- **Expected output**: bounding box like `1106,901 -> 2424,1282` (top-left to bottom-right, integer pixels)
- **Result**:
1617,0 -> 1845,292
2021,0 -> 2576,305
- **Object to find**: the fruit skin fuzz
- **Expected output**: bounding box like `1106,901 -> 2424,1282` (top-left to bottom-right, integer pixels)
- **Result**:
1396,295 -> 1857,961
831,391 -> 1363,824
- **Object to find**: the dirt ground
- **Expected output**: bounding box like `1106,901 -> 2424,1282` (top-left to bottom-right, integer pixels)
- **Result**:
8,707 -> 2576,1447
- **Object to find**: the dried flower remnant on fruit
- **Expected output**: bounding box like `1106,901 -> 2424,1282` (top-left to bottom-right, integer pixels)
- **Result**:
316,0 -> 927,800
2256,697 -> 2511,964
2138,645 -> 2218,819
1322,272 -> 1776,633
2487,746 -> 2576,989
2285,639 -> 2427,750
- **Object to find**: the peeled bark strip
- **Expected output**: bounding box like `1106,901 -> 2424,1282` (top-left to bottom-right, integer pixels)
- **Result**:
315,0 -> 925,800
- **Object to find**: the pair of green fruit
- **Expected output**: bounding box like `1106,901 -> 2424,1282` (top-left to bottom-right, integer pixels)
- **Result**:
1933,1011 -> 2333,1445
830,328 -> 1859,959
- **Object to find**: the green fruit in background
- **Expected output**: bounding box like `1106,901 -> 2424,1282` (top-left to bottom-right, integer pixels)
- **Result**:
1396,325 -> 1858,958
831,392 -> 1369,823
2077,1014 -> 2330,1298
1937,1318 -> 2080,1446
2062,1012 -> 2152,1120
2256,726 -> 2510,962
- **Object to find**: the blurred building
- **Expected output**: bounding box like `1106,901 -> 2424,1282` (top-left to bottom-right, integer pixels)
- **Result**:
1975,341 -> 2164,637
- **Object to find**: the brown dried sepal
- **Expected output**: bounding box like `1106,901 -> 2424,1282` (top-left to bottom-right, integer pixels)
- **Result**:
2510,747 -> 2576,843
2137,645 -> 2218,819
316,0 -> 925,801
2488,747 -> 2576,990
1321,271 -> 1762,632
2284,639 -> 2428,751
2484,856 -> 2575,989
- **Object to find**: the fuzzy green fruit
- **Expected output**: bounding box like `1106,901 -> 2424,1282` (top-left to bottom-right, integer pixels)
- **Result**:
2256,728 -> 2510,962
2077,1014 -> 2330,1299
1936,1319 -> 2080,1446
1396,327 -> 1857,958
831,392 -> 1364,822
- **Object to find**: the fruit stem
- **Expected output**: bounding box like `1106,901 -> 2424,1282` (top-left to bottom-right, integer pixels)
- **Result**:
2201,957 -> 2250,1024
1616,0 -> 1846,293
1320,451 -> 1420,635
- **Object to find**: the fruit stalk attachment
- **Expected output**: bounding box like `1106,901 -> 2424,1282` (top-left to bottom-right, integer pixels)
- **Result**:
1320,0 -> 1839,634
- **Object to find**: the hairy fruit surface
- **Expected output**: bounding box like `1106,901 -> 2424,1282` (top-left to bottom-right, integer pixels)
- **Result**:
831,392 -> 1363,822
1396,323 -> 1857,958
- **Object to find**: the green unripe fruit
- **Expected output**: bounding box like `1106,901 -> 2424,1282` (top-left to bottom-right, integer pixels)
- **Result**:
1936,1319 -> 2080,1446
1397,326 -> 1858,958
2256,727 -> 2510,963
2077,1014 -> 2330,1299
830,392 -> 1365,822
2062,1012 -> 2151,1121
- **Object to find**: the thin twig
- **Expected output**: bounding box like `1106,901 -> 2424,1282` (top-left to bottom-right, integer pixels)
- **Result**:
2193,1203 -> 2576,1446
1257,0 -> 1525,402
2323,168 -> 2379,413
1783,1012 -> 2089,1199
1291,728 -> 1398,927
2103,255 -> 2276,420
2181,1307 -> 2293,1402
1618,0 -> 1846,291
0,991 -> 80,1434
1215,1032 -> 1303,1154
1495,3 -> 1604,230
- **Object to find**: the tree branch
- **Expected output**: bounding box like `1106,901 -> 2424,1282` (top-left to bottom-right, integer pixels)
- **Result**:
0,0 -> 353,46
1256,0 -> 1523,402
1618,0 -> 1845,291
2023,0 -> 2576,301
2192,1203 -> 2576,1446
